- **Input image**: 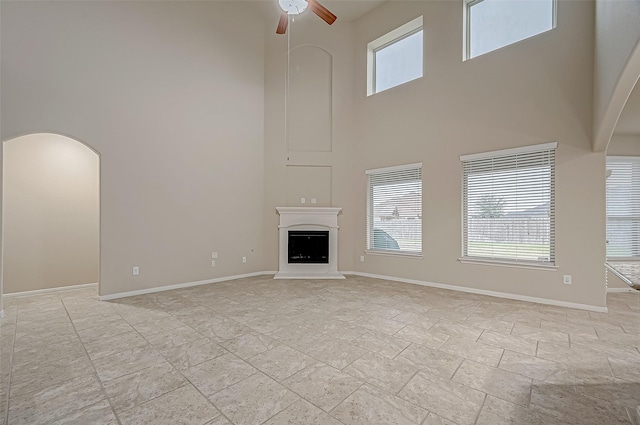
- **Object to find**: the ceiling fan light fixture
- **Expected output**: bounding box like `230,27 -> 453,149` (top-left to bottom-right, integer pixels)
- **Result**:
278,0 -> 308,15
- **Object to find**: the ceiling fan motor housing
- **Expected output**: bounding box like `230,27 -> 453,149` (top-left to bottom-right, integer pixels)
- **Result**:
279,0 -> 308,15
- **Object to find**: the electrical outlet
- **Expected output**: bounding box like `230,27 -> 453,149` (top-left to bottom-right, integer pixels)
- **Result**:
242,256 -> 247,263
211,251 -> 218,259
211,260 -> 216,267
132,266 -> 140,276
300,197 -> 306,204
311,198 -> 317,204
360,255 -> 365,262
563,275 -> 572,285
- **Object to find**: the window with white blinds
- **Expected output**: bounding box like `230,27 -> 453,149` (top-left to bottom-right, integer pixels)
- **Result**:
606,157 -> 640,259
461,143 -> 556,266
366,163 -> 422,254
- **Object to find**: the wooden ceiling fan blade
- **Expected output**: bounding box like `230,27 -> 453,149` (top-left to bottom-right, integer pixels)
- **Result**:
308,0 -> 337,25
276,11 -> 288,34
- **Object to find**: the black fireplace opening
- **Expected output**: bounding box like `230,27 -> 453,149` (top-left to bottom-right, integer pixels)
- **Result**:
288,230 -> 329,264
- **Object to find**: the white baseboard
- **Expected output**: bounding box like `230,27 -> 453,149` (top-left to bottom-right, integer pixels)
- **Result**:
346,272 -> 608,313
6,271 -> 611,313
4,282 -> 98,298
98,272 -> 276,301
607,287 -> 637,293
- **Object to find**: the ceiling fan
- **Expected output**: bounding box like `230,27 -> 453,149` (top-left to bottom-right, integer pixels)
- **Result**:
276,0 -> 337,34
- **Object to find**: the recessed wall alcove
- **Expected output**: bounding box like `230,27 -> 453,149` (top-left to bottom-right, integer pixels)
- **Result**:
287,45 -> 333,152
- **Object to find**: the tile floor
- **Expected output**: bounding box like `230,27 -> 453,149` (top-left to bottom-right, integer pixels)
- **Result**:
0,275 -> 639,425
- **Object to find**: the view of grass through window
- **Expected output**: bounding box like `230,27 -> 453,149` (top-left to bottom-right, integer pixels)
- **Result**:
462,146 -> 555,265
466,168 -> 552,261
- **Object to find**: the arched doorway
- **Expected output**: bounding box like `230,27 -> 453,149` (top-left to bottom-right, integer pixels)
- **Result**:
598,41 -> 640,152
2,133 -> 100,298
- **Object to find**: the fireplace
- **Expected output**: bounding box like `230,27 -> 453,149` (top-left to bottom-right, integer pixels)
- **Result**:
288,231 -> 329,263
275,207 -> 344,279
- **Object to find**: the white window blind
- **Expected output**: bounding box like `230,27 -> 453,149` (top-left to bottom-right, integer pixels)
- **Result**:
461,143 -> 556,265
367,163 -> 422,254
606,157 -> 640,258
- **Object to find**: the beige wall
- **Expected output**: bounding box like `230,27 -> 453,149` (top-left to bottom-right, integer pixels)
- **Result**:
607,135 -> 640,155
0,130 -> 3,314
350,0 -> 606,308
0,1 -> 619,309
593,0 -> 640,151
1,1 -> 266,296
3,134 -> 99,293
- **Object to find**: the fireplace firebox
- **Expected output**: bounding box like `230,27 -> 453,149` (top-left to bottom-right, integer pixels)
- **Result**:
288,231 -> 329,264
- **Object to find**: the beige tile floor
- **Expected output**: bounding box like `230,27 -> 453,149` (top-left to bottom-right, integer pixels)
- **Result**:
0,275 -> 639,425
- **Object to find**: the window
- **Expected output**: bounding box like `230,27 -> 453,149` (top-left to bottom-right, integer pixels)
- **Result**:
367,16 -> 423,96
464,0 -> 556,60
606,157 -> 640,258
367,163 -> 422,255
461,143 -> 556,266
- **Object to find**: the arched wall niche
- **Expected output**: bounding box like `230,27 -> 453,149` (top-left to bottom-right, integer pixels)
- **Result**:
287,44 -> 333,153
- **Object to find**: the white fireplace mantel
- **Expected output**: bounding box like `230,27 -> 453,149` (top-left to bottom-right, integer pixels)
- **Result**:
274,207 -> 345,279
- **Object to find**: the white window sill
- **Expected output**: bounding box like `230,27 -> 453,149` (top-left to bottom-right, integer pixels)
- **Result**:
366,250 -> 423,259
458,257 -> 557,271
606,257 -> 640,262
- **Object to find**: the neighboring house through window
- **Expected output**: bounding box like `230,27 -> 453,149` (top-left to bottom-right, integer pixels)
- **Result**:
366,163 -> 422,255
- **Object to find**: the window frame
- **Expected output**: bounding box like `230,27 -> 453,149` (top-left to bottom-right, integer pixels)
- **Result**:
367,16 -> 423,96
460,142 -> 557,269
463,0 -> 557,61
366,162 -> 423,257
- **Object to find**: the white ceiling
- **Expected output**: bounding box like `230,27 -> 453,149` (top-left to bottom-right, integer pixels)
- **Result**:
254,0 -> 386,24
319,0 -> 386,21
614,79 -> 640,136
